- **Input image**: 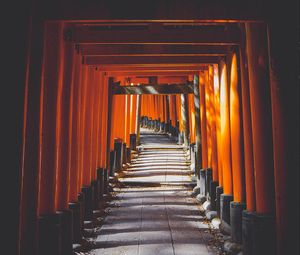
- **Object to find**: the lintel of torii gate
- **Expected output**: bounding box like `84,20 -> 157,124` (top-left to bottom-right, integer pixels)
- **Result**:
112,83 -> 194,95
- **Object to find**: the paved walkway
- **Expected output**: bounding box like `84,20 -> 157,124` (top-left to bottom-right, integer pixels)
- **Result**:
89,129 -> 218,255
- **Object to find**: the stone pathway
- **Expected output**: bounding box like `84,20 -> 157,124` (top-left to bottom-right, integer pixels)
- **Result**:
88,129 -> 219,255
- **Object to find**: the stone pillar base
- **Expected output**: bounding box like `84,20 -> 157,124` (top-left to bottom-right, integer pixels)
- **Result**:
220,194 -> 233,225
230,202 -> 246,243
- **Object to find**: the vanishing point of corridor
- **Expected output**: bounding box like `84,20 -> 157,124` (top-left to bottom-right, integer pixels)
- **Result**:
87,129 -> 218,255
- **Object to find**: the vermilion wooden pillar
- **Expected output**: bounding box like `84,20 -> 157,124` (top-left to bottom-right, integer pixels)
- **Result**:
219,61 -> 232,195
191,74 -> 202,195
228,52 -> 246,243
55,38 -> 74,211
245,22 -> 275,254
69,49 -> 82,202
213,65 -> 223,187
267,18 -> 298,254
136,95 -> 142,145
181,93 -> 190,147
199,71 -> 208,169
238,25 -> 256,213
229,53 -> 245,204
19,17 -> 45,255
78,65 -> 88,189
219,60 -> 233,226
38,22 -> 64,215
246,23 -> 275,215
208,66 -> 218,182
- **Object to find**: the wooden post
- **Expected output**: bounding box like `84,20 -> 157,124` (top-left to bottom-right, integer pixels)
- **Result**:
181,94 -> 190,147
106,77 -> 114,174
135,95 -> 142,145
245,22 -> 275,255
193,74 -> 202,169
19,17 -> 45,255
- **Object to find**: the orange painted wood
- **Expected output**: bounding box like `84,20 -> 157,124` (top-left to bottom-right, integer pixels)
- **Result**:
238,39 -> 255,211
199,71 -> 208,169
219,61 -> 232,195
188,94 -> 196,144
69,50 -> 82,202
213,66 -> 223,186
38,22 -> 64,215
19,18 -> 45,255
205,70 -> 212,168
229,54 -> 245,203
55,39 -> 74,210
208,66 -> 218,181
246,23 -> 275,214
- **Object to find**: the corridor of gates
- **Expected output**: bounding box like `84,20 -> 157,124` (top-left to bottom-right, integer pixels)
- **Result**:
15,1 -> 298,255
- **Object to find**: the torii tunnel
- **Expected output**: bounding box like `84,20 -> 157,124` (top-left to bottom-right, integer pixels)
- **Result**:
13,1 -> 298,255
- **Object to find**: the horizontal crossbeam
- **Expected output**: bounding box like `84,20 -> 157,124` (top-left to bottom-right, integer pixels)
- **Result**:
112,83 -> 194,95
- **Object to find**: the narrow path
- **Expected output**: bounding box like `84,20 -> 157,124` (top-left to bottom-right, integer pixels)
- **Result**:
89,129 -> 218,255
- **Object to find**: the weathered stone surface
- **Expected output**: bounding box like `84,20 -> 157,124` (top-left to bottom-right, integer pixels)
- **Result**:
206,210 -> 218,220
196,194 -> 207,204
223,240 -> 243,255
85,129 -> 220,255
203,201 -> 211,211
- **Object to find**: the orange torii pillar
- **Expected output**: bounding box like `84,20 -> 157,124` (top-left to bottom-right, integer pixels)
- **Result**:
135,94 -> 142,146
219,60 -> 234,226
191,74 -> 202,196
268,18 -> 298,255
213,64 -> 224,216
54,38 -> 75,255
180,93 -> 190,147
165,95 -> 171,133
207,65 -> 219,212
68,48 -> 83,244
238,26 -> 256,254
37,22 -> 67,255
196,71 -> 209,203
228,53 -> 246,244
244,23 -> 276,255
19,18 -> 45,255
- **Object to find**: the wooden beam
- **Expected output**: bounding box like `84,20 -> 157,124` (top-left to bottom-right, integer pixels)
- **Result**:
43,1 -> 263,21
71,24 -> 241,44
85,56 -> 220,65
112,83 -> 194,94
80,44 -> 231,56
107,71 -> 199,76
97,64 -> 208,72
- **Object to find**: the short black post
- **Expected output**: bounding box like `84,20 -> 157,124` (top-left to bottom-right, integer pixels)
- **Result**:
97,168 -> 104,199
81,186 -> 93,221
242,210 -> 254,255
103,168 -> 108,194
216,186 -> 223,217
109,151 -> 116,176
91,180 -> 99,210
205,168 -> 212,198
230,202 -> 246,243
252,213 -> 276,255
57,210 -> 73,255
122,143 -> 127,164
77,192 -> 85,231
114,138 -> 123,171
38,214 -> 62,255
210,181 -> 219,211
220,194 -> 233,225
69,202 -> 82,243
130,133 -> 137,151
126,147 -> 131,163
